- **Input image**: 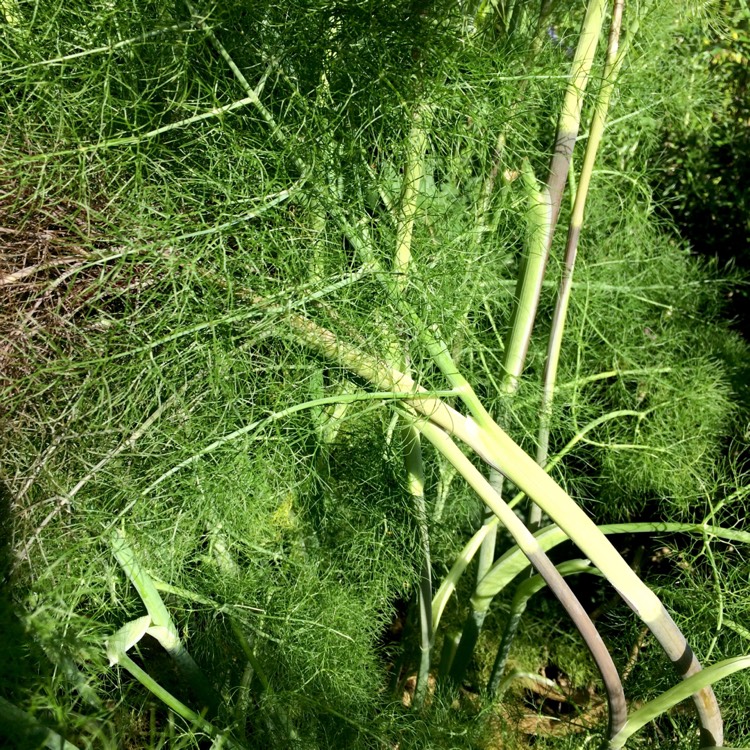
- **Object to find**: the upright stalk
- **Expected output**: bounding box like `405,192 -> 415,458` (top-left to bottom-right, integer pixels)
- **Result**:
394,110 -> 433,707
501,0 -> 606,393
401,423 -> 432,708
463,0 -> 607,694
531,0 -> 651,525
394,109 -> 429,287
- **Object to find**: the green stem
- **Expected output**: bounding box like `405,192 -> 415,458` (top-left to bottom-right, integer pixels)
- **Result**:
547,0 -> 606,229
476,493 -> 500,585
133,388 -> 454,500
13,95 -> 263,165
501,159 -> 553,393
229,619 -> 299,741
389,108 -> 434,708
185,1 -> 286,145
608,656 -> 750,750
531,0 -> 627,532
438,630 -> 461,679
110,531 -> 222,716
470,472 -> 503,688
447,606 -> 488,687
432,519 -> 497,629
395,109 -> 430,293
401,422 -> 433,709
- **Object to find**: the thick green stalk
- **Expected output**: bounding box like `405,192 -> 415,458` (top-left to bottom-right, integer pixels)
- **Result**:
401,422 -> 432,708
418,326 -> 498,431
432,519 -> 496,629
501,0 -> 606,393
476,474 -> 502,588
546,0 -> 606,230
477,163 -> 544,598
479,521 -> 750,601
395,110 -> 429,291
491,11 -> 609,630
501,160 -> 553,393
106,617 -> 244,747
447,607 -> 490,689
540,0 -> 651,403
438,630 -> 461,679
550,0 -> 627,373
391,110 -> 434,708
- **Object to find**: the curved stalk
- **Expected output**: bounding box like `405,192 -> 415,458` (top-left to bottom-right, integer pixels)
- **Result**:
432,520 -> 496,629
608,656 -> 750,750
409,415 -> 627,738
112,650 -> 247,750
109,530 -> 222,717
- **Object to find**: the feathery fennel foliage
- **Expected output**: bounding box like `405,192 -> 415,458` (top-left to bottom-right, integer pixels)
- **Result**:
1,1 -> 748,748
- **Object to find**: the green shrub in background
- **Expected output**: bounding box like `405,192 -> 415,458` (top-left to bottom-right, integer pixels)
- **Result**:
1,1 -> 749,748
655,0 -> 750,288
